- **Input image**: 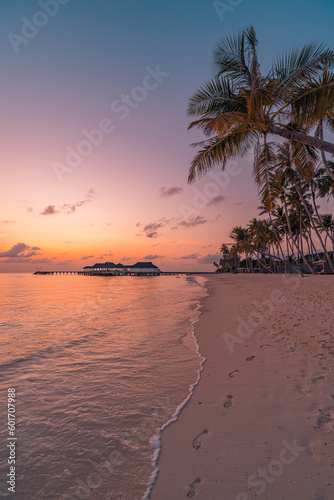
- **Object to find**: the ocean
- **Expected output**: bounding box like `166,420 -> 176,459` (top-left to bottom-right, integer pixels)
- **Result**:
0,273 -> 207,499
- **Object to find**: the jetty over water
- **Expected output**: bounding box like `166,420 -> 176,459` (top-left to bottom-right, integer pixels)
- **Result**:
33,270 -> 216,276
33,260 -> 216,276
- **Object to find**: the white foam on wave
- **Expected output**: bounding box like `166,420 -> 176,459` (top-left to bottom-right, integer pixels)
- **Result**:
142,276 -> 209,500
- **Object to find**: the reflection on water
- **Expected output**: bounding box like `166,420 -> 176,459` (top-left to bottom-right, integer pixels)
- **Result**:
0,274 -> 206,500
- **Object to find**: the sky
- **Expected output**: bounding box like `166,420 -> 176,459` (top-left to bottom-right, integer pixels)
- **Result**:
1,0 -> 334,272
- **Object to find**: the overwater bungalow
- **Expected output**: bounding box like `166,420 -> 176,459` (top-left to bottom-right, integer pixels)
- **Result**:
83,261 -> 161,275
128,262 -> 160,275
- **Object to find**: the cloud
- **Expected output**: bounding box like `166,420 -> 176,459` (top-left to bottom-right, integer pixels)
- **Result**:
86,188 -> 95,199
197,253 -> 221,264
179,216 -> 207,228
179,253 -> 199,260
143,254 -> 164,260
160,186 -> 183,198
40,189 -> 96,216
40,205 -> 59,216
0,242 -> 41,259
1,220 -> 15,224
206,195 -> 225,206
80,255 -> 95,260
137,213 -> 209,238
138,218 -> 171,238
2,257 -> 53,264
61,199 -> 89,214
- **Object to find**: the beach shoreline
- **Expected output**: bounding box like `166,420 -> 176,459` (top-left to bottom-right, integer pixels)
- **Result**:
149,274 -> 334,500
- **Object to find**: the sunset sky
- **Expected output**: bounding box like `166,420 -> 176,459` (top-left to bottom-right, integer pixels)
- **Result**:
1,0 -> 334,272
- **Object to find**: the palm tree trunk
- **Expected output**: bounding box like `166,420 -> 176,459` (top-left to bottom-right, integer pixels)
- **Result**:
260,249 -> 304,276
294,180 -> 334,272
305,235 -> 312,263
269,124 -> 334,155
310,182 -> 332,243
283,199 -> 298,261
309,234 -> 322,262
300,212 -> 304,260
318,119 -> 334,181
288,220 -> 315,273
268,212 -> 285,266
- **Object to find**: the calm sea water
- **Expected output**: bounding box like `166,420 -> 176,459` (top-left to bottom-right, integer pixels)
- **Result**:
0,273 -> 207,500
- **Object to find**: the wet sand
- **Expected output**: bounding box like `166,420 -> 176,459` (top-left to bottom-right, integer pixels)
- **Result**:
150,274 -> 334,500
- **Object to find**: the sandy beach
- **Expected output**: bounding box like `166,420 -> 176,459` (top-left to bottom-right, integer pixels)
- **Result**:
150,274 -> 334,500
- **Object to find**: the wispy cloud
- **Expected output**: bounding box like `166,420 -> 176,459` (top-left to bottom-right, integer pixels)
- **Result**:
1,220 -> 15,224
137,211 -> 212,238
80,255 -> 95,260
206,195 -> 225,206
3,257 -> 53,264
41,205 -> 58,216
97,252 -> 114,259
143,254 -> 164,260
40,189 -> 96,216
179,253 -> 199,260
179,216 -> 207,228
137,218 -> 171,238
197,253 -> 221,264
159,186 -> 183,198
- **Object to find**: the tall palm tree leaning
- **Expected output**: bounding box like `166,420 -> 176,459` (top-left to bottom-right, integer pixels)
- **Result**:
187,26 -> 334,185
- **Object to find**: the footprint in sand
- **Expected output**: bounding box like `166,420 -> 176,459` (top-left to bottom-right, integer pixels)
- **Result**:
246,355 -> 255,361
316,407 -> 334,432
312,375 -> 326,385
192,430 -> 208,450
187,478 -> 201,498
224,394 -> 234,409
228,370 -> 239,378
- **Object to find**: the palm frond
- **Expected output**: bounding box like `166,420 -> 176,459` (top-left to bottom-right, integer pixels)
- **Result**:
273,43 -> 334,100
289,70 -> 334,124
213,28 -> 252,88
253,140 -> 280,209
187,77 -> 235,118
188,130 -> 257,183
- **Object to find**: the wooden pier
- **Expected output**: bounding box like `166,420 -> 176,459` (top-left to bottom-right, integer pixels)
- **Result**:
33,271 -> 216,276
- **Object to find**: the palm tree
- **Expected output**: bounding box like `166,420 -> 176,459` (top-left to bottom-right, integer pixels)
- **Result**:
187,26 -> 334,183
219,243 -> 235,272
316,214 -> 334,255
247,217 -> 278,269
229,226 -> 253,271
255,139 -> 334,271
